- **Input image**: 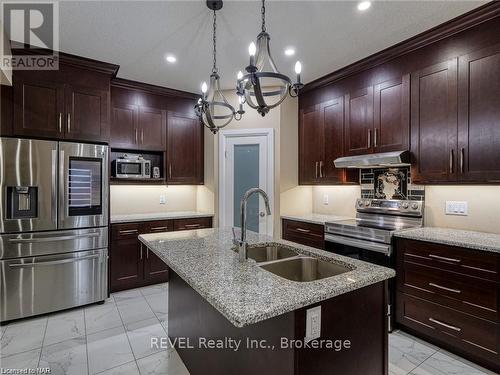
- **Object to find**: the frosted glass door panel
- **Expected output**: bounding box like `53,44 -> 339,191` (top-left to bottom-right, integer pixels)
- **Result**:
233,144 -> 259,232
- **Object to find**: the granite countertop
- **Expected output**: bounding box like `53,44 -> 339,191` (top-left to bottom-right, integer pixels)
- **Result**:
139,228 -> 395,328
281,213 -> 352,225
110,211 -> 214,224
395,227 -> 500,254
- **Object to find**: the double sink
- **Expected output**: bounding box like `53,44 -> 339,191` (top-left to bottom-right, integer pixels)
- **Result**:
241,244 -> 351,282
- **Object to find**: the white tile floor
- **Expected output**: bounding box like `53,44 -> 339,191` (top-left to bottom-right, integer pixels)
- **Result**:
0,283 -> 496,375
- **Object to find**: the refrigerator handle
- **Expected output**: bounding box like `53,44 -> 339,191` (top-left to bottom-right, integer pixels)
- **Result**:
59,150 -> 65,220
51,149 -> 58,225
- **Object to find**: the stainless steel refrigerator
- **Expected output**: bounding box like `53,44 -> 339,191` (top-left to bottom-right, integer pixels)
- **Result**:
0,138 -> 109,322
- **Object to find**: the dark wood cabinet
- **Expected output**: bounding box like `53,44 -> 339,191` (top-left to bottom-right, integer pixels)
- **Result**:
110,216 -> 212,292
167,112 -> 203,184
345,86 -> 374,156
410,59 -> 458,183
65,84 -> 109,142
110,103 -> 139,149
373,75 -> 410,153
298,104 -> 322,184
458,43 -> 500,182
281,219 -> 325,249
395,238 -> 500,373
139,106 -> 166,151
13,77 -> 65,139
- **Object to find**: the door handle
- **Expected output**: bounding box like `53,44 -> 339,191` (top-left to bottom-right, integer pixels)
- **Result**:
449,149 -> 454,173
67,113 -> 71,133
259,212 -> 266,217
367,129 -> 371,148
9,254 -> 100,268
428,318 -> 461,332
58,113 -> 63,133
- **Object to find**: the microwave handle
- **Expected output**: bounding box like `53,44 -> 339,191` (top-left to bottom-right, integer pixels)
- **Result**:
325,234 -> 391,256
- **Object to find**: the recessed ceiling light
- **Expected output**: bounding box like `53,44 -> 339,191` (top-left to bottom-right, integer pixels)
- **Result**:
357,1 -> 371,11
165,55 -> 177,63
284,48 -> 295,56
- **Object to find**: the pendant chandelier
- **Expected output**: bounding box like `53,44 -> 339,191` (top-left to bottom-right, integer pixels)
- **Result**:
194,0 -> 244,134
236,0 -> 304,117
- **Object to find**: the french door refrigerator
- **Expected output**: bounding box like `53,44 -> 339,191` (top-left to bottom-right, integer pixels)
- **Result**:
0,138 -> 109,322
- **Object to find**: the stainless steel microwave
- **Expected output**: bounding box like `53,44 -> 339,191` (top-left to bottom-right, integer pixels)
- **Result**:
112,158 -> 151,179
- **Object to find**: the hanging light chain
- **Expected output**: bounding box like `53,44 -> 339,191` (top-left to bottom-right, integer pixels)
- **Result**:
212,9 -> 217,73
261,0 -> 266,33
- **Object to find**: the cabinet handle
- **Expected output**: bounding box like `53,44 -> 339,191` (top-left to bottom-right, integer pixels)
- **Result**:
319,161 -> 324,178
169,163 -> 172,178
185,224 -> 201,228
367,129 -> 371,148
146,246 -> 149,259
428,318 -> 461,332
150,226 -> 169,231
374,128 -> 378,147
140,243 -> 143,260
296,228 -> 310,233
119,229 -> 138,235
141,129 -> 144,144
58,113 -> 62,133
135,128 -> 138,144
428,254 -> 461,263
449,149 -> 454,173
315,161 -> 319,179
67,113 -> 71,133
428,283 -> 461,294
460,148 -> 464,173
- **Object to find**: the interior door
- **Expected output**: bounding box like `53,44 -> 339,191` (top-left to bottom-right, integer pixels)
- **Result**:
458,43 -> 500,182
220,131 -> 273,236
410,59 -> 458,183
58,142 -> 109,229
0,138 -> 58,233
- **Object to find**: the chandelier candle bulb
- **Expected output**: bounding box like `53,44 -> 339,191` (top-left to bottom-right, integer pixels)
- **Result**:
248,42 -> 256,66
295,61 -> 302,83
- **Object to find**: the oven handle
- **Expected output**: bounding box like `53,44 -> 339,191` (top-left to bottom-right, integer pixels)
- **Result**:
325,234 -> 391,256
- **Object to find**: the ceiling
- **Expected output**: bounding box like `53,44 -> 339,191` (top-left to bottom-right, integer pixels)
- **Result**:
57,1 -> 487,93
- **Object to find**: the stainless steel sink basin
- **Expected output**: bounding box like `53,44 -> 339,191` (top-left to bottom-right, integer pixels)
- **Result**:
259,256 -> 350,282
246,245 -> 298,263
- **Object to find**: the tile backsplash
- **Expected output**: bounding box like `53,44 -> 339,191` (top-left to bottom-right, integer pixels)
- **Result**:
360,167 -> 425,201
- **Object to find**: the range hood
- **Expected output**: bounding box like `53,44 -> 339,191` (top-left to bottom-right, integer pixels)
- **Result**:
334,150 -> 410,168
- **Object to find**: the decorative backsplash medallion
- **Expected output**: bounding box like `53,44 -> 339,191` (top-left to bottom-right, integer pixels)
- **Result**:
360,167 -> 425,201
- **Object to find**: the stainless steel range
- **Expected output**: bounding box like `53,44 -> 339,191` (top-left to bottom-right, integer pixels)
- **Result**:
325,198 -> 424,330
0,138 -> 109,322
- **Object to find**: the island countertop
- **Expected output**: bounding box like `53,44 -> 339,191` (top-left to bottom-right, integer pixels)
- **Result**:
139,228 -> 395,328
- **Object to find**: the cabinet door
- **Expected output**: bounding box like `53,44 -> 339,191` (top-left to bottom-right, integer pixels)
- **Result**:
374,75 -> 410,153
13,77 -> 65,139
167,112 -> 203,184
173,217 -> 212,231
458,43 -> 500,182
345,86 -> 374,155
321,97 -> 345,183
110,224 -> 144,292
299,104 -> 323,184
65,85 -> 109,142
111,103 -> 139,149
138,106 -> 166,151
142,220 -> 172,284
411,59 -> 458,183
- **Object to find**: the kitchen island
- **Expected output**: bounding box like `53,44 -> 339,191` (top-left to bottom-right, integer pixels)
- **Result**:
139,228 -> 395,375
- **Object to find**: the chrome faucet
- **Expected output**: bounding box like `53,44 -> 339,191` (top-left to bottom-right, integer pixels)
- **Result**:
233,188 -> 271,262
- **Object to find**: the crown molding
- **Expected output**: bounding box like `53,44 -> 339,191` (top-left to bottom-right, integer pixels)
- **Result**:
302,1 -> 500,94
111,77 -> 199,100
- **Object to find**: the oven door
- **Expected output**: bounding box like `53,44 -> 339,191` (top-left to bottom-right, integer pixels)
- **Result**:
325,233 -> 392,267
59,142 -> 108,229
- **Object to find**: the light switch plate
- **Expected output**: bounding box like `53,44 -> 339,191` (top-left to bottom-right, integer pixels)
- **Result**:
305,306 -> 321,342
445,201 -> 468,216
323,194 -> 329,205
159,195 -> 166,205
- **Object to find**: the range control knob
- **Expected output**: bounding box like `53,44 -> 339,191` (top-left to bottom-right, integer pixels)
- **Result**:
401,202 -> 409,209
411,203 -> 419,210
364,200 -> 370,207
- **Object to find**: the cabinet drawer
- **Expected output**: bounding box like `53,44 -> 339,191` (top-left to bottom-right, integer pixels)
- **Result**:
398,239 -> 499,282
282,219 -> 325,250
397,293 -> 499,366
144,220 -> 173,233
398,262 -> 498,321
173,217 -> 212,231
111,223 -> 141,240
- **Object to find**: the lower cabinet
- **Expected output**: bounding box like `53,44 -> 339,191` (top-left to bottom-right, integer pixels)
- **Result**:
395,238 -> 500,373
281,219 -> 325,249
110,216 -> 213,292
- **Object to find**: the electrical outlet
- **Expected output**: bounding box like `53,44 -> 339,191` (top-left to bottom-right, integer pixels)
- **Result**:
305,306 -> 321,342
445,201 -> 468,216
159,195 -> 166,205
323,194 -> 329,205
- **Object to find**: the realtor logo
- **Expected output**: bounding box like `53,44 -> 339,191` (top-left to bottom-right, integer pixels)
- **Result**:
1,1 -> 59,70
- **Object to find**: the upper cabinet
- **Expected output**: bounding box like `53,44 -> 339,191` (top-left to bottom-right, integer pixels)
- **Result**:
344,86 -> 374,156
10,55 -> 117,143
458,43 -> 500,182
167,112 -> 204,185
410,59 -> 458,183
299,104 -> 322,184
139,106 -> 166,151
